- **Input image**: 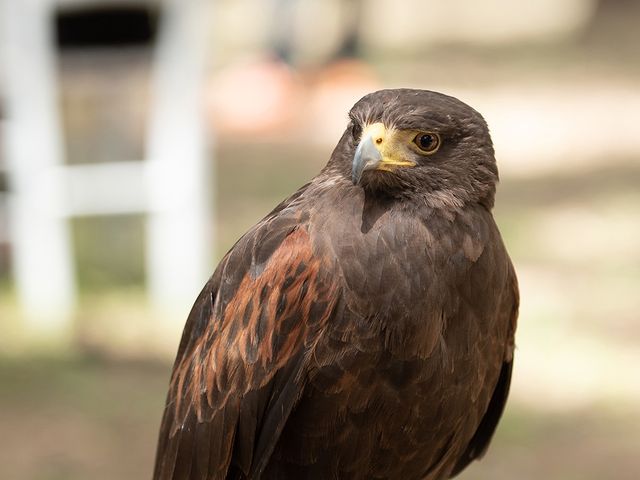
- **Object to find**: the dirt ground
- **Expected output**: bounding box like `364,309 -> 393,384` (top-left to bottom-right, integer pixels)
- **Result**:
1,354 -> 638,480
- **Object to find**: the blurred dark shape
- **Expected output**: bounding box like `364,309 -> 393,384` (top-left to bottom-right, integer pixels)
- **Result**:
0,95 -> 8,283
210,0 -> 378,135
582,0 -> 640,43
55,3 -> 160,50
593,0 -> 637,13
55,3 -> 156,167
271,0 -> 365,65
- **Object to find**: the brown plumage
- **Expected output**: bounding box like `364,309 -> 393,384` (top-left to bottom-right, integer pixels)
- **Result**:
153,89 -> 519,480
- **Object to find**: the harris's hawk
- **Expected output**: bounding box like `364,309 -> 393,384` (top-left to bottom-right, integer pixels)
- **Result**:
153,89 -> 519,480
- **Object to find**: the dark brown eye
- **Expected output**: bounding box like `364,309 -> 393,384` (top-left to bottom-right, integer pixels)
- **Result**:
413,132 -> 440,154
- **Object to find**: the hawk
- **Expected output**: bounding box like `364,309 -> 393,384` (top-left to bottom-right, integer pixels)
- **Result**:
153,89 -> 519,480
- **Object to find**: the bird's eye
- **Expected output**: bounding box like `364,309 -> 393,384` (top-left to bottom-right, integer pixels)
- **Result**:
413,132 -> 440,154
351,122 -> 362,140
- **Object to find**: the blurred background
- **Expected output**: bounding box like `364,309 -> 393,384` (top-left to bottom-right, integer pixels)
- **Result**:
1,0 -> 639,478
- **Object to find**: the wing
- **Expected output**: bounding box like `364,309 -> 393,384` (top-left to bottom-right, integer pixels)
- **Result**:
450,261 -> 519,477
152,202 -> 340,480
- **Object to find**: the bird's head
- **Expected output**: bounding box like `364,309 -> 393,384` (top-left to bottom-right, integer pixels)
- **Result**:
329,89 -> 499,210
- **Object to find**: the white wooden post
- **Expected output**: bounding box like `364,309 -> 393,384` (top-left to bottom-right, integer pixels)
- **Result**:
146,0 -> 213,319
1,0 -> 215,336
2,0 -> 76,333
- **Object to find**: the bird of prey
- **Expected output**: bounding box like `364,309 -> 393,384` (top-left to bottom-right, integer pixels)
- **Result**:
153,89 -> 519,480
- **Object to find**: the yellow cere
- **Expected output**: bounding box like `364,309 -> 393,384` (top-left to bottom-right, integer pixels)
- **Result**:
360,122 -> 420,171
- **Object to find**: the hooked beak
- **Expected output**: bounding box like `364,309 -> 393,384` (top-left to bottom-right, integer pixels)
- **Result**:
351,122 -> 416,185
352,134 -> 383,185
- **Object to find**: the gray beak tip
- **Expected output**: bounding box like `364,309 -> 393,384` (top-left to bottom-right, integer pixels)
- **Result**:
352,136 -> 382,185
